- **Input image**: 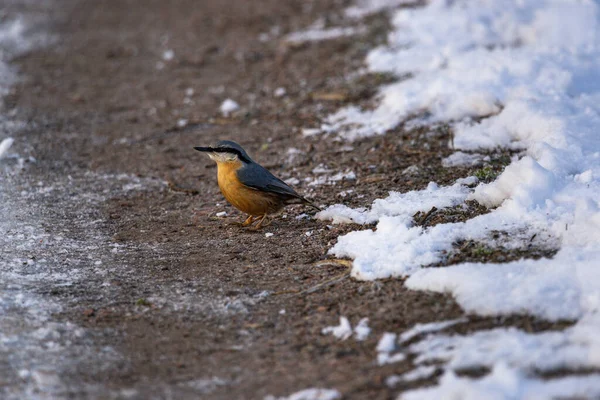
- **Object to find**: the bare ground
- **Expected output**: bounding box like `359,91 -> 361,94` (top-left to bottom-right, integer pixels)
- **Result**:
3,1 -> 566,399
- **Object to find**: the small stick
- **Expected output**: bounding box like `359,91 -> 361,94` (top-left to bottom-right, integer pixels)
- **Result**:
298,271 -> 351,295
271,259 -> 354,296
312,259 -> 353,268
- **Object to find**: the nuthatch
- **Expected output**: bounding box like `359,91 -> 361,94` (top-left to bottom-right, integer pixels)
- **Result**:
194,140 -> 320,229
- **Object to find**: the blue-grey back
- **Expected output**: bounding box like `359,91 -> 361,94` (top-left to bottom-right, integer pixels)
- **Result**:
237,162 -> 301,199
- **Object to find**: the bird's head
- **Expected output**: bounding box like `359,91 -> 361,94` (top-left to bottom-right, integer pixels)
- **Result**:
194,140 -> 252,164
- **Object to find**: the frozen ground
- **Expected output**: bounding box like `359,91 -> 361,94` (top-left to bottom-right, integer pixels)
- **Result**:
0,12 -> 167,399
316,0 -> 600,397
4,0 -> 600,398
0,168 -> 161,398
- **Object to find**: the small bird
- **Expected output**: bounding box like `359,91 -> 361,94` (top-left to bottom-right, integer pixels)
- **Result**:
194,140 -> 320,229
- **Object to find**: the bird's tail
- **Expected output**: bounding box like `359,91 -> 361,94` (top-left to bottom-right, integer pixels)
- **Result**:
301,197 -> 322,211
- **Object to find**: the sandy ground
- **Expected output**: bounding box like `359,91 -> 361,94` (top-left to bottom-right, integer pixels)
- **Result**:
2,1 -> 567,399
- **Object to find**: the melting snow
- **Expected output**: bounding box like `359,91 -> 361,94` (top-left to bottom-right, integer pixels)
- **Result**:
322,317 -> 353,340
265,388 -> 341,400
318,0 -> 600,397
387,365 -> 437,387
322,317 -> 371,341
219,98 -> 239,116
441,151 -> 485,168
285,18 -> 366,45
0,137 -> 14,159
345,0 -> 420,19
399,318 -> 468,344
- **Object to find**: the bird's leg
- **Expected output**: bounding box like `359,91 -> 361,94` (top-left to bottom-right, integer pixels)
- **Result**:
262,216 -> 273,227
249,214 -> 268,231
241,215 -> 256,227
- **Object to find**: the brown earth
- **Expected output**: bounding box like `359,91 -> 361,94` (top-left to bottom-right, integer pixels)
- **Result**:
4,0 -> 566,399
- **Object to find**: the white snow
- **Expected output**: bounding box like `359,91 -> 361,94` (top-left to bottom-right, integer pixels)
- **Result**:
312,164 -> 334,174
274,87 -> 286,97
322,317 -> 371,341
377,352 -> 406,366
219,98 -> 239,116
265,388 -> 341,400
399,318 -> 467,344
375,332 -> 406,365
180,377 -> 228,394
162,49 -> 174,61
317,178 -> 476,226
345,0 -> 419,19
406,321 -> 600,374
284,18 -> 366,45
1,16 -> 166,391
315,0 -> 600,397
302,128 -> 322,137
322,317 -> 353,340
337,189 -> 353,198
441,151 -> 484,168
376,332 -> 397,353
0,137 -> 14,159
386,365 -> 437,387
306,170 -> 356,187
0,171 -> 160,397
354,318 -> 371,341
284,177 -> 300,186
402,363 -> 600,400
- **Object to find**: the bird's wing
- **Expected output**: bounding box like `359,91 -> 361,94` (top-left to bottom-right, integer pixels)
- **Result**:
237,163 -> 301,199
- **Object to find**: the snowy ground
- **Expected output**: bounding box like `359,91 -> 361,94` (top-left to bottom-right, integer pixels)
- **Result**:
314,0 -> 600,398
3,0 -> 600,398
0,12 -> 160,399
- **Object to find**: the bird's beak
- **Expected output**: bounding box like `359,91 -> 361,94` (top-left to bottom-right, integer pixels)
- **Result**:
194,146 -> 220,161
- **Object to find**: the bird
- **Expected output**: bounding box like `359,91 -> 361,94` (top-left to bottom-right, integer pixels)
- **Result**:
194,140 -> 320,229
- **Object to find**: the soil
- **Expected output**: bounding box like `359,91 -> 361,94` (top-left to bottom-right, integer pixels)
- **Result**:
3,1 -> 565,399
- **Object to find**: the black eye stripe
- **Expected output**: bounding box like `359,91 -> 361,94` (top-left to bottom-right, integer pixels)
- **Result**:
194,146 -> 250,163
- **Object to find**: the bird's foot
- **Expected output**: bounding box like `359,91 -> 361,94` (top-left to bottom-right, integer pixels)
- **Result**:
248,215 -> 269,231
241,215 -> 256,227
261,217 -> 272,227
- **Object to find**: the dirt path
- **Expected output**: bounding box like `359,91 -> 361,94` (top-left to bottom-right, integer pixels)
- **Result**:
3,1 -> 566,399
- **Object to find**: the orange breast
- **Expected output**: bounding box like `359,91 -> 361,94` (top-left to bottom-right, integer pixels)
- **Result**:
216,161 -> 282,216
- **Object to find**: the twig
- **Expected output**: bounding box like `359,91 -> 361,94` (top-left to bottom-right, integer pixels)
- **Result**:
312,259 -> 353,268
415,206 -> 437,225
272,259 -> 354,296
298,271 -> 351,295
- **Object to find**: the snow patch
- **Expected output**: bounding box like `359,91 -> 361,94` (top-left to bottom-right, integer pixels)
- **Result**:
265,388 -> 341,400
315,0 -> 600,396
441,152 -> 484,168
375,333 -> 406,365
285,20 -> 366,45
220,99 -> 239,116
345,0 -> 419,19
402,363 -> 600,400
322,317 -> 353,340
322,317 -> 370,341
316,178 -> 475,226
399,318 -> 468,344
386,365 -> 437,387
0,137 -> 14,159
